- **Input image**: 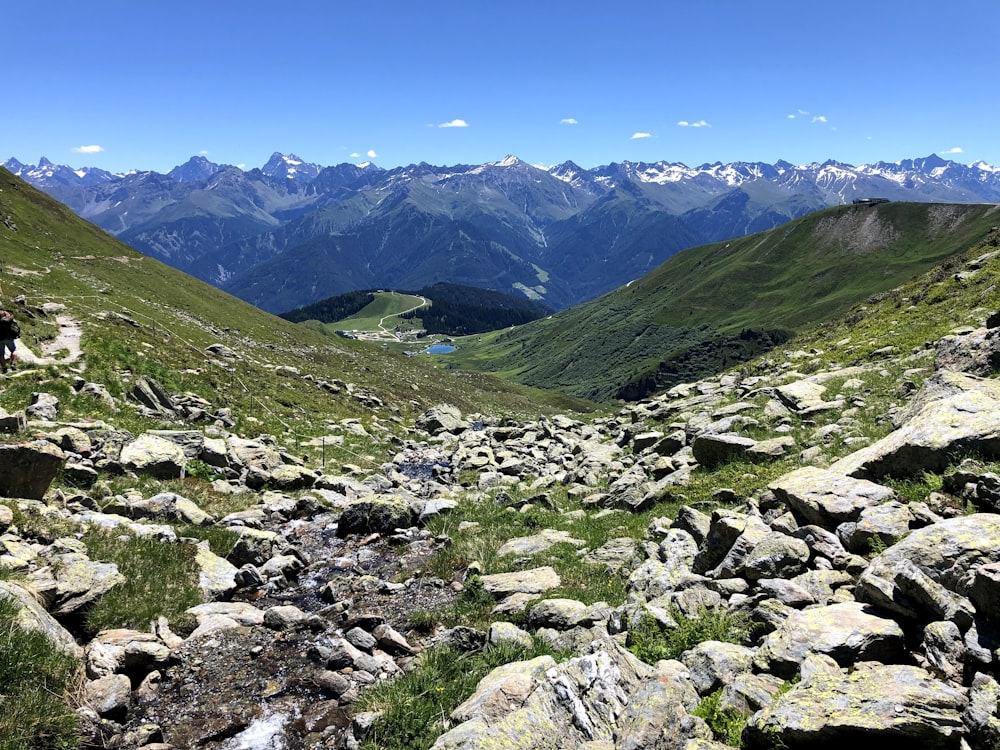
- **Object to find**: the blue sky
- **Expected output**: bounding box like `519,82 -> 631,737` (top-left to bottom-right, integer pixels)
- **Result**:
6,0 -> 999,174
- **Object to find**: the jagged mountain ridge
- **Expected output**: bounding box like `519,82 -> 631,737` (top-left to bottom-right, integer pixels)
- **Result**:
7,152 -> 1000,312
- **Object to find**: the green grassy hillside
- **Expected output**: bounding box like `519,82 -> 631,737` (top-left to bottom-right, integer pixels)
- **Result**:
0,168 -> 594,455
450,201 -> 1000,401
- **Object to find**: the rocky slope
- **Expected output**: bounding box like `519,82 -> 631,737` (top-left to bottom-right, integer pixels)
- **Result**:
3,246 -> 1000,749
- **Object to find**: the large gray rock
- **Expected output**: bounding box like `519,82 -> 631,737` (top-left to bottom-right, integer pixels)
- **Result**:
753,601 -> 905,677
691,433 -> 756,468
336,494 -> 416,537
48,552 -> 125,616
831,371 -> 1000,480
964,673 -> 1000,750
432,647 -> 700,750
769,466 -> 896,528
0,581 -> 82,657
0,440 -> 65,499
744,657 -> 968,749
480,567 -> 562,598
416,404 -> 467,436
681,640 -> 755,695
857,514 -> 1000,622
119,434 -> 187,479
195,544 -> 239,601
85,629 -> 173,679
936,326 -> 1000,376
497,529 -> 585,557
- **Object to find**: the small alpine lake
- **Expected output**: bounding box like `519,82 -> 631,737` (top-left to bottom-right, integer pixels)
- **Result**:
425,344 -> 457,354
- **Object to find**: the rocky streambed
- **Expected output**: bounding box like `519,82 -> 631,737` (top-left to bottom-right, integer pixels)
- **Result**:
5,312 -> 1000,748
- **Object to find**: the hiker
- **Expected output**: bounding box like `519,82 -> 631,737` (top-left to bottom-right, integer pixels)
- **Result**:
0,310 -> 20,373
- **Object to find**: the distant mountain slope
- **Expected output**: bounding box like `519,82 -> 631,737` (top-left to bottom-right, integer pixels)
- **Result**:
7,153 -> 1000,313
452,202 -> 1000,401
280,282 -> 552,336
0,166 -> 589,425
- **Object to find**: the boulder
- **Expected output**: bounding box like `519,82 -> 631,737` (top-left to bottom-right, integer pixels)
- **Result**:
744,658 -> 967,749
0,581 -> 82,657
480,567 -> 562,598
691,433 -> 757,468
753,601 -> 905,677
336,494 -> 416,537
497,529 -> 585,557
194,544 -> 239,601
119,434 -> 187,479
831,371 -> 1000,480
85,674 -> 132,721
85,629 -> 173,679
769,467 -> 896,528
856,514 -> 1000,622
935,326 -> 1000,376
0,440 -> 65,499
48,552 -> 125,617
415,404 -> 467,436
681,640 -> 755,695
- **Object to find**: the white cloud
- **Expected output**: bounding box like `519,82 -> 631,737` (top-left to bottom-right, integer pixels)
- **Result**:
72,144 -> 104,154
366,149 -> 378,158
630,132 -> 652,140
199,150 -> 210,156
677,120 -> 710,128
560,118 -> 578,125
941,146 -> 963,154
439,119 -> 469,128
812,115 -> 828,123
350,152 -> 361,158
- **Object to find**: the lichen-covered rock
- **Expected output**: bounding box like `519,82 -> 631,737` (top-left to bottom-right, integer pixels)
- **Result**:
769,467 -> 896,528
336,494 -> 415,537
753,601 -> 905,677
744,659 -> 968,749
480,567 -> 562,598
0,581 -> 82,658
498,529 -> 585,557
49,552 -> 125,617
681,640 -> 755,695
119,434 -> 187,479
740,532 -> 811,581
194,544 -> 238,601
831,371 -> 1000,480
964,673 -> 1000,750
433,647 -> 678,750
0,440 -> 65,499
856,514 -> 1000,622
935,326 -> 1000,376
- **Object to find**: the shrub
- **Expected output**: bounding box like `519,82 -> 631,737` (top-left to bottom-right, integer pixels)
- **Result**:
694,688 -> 749,746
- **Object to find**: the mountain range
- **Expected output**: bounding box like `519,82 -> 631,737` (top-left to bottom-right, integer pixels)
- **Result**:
7,152 -> 1000,313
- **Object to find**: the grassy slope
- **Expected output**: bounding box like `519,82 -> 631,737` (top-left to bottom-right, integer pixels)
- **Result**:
0,168 -> 595,449
333,292 -> 426,331
449,202 -> 1000,401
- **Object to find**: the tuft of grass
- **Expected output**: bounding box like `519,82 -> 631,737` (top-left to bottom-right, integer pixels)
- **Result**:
0,596 -> 82,750
357,640 -> 559,750
81,528 -> 202,634
627,606 -> 755,665
693,688 -> 749,747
